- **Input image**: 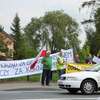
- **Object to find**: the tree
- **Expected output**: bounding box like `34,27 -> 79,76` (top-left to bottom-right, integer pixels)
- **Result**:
91,8 -> 100,55
81,0 -> 100,55
0,41 -> 8,52
0,25 -> 4,32
82,13 -> 100,55
11,13 -> 24,59
24,18 -> 42,55
81,0 -> 99,24
42,10 -> 80,53
24,10 -> 80,55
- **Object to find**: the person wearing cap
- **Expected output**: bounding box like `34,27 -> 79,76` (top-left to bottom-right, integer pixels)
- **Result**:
41,50 -> 52,86
56,50 -> 65,78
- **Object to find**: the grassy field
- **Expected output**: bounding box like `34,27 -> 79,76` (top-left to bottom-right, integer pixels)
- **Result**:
0,71 -> 59,82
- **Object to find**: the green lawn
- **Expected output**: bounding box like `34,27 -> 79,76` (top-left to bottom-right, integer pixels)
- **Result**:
0,71 -> 59,82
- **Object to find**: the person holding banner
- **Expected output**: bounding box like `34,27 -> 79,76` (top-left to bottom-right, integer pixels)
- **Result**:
41,50 -> 52,86
56,50 -> 65,79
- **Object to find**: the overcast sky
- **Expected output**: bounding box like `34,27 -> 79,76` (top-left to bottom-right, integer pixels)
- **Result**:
0,0 -> 89,46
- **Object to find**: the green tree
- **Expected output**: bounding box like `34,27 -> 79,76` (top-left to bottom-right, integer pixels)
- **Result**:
24,18 -> 42,55
80,43 -> 91,62
91,8 -> 100,55
0,41 -> 8,52
11,13 -> 25,59
24,10 -> 80,55
42,10 -> 80,53
0,25 -> 4,32
82,7 -> 100,55
81,0 -> 98,24
81,0 -> 100,55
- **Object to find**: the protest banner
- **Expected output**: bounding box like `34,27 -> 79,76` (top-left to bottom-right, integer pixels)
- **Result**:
0,48 -> 74,79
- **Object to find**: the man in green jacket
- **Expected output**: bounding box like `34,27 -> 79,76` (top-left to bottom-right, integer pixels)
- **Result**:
41,50 -> 52,86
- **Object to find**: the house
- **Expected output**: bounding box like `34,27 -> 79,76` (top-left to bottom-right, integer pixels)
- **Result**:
0,32 -> 15,60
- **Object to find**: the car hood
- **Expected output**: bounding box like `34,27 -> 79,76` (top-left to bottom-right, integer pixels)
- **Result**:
62,71 -> 99,78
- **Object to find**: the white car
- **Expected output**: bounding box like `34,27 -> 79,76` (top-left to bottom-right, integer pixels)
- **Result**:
58,64 -> 100,94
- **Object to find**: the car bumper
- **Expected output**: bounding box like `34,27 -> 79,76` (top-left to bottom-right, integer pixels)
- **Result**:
58,80 -> 81,89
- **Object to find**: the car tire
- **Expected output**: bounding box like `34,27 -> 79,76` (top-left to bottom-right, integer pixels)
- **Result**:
80,79 -> 96,94
67,89 -> 78,94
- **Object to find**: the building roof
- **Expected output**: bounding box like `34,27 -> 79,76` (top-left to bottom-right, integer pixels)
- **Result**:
0,31 -> 15,42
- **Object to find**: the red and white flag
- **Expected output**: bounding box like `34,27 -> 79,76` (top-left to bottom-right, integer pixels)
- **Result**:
30,47 -> 46,69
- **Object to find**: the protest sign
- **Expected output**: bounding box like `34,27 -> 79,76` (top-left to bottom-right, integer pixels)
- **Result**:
0,48 -> 74,79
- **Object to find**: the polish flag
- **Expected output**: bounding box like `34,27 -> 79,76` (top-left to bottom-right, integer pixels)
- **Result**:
30,47 -> 46,69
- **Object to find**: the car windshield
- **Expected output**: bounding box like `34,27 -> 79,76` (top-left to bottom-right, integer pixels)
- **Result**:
85,64 -> 100,72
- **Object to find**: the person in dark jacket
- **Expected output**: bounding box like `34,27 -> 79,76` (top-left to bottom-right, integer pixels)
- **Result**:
41,50 -> 52,86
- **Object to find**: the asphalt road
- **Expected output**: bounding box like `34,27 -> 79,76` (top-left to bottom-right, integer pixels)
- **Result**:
0,82 -> 100,100
1,87 -> 100,100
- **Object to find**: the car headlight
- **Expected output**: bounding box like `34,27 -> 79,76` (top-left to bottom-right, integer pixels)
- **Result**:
66,77 -> 78,81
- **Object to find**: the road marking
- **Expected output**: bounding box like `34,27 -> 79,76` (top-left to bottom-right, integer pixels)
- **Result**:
0,90 -> 66,93
0,90 -> 66,95
15,98 -> 97,100
0,91 -> 25,94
